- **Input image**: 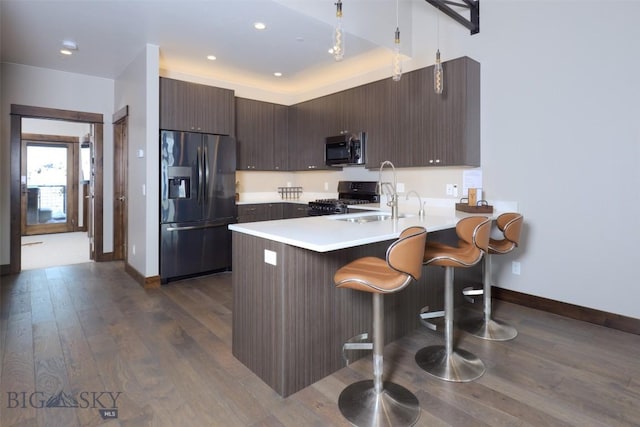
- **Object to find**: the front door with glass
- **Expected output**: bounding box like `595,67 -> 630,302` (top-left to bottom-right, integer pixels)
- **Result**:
21,136 -> 79,235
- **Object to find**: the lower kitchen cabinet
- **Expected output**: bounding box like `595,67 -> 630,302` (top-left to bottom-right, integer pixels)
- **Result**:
284,203 -> 309,218
237,203 -> 284,223
238,203 -> 309,222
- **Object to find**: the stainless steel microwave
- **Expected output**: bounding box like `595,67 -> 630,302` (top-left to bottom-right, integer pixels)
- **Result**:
325,132 -> 366,167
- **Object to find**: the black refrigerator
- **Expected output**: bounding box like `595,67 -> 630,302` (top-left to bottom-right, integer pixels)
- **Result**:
160,130 -> 236,283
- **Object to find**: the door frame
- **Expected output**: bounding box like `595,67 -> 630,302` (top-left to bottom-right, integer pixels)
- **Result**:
9,104 -> 105,274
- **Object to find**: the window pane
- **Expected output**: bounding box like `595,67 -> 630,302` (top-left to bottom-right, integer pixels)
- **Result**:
26,145 -> 67,224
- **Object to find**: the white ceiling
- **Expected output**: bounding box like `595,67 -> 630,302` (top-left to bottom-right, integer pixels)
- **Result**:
1,0 -> 421,93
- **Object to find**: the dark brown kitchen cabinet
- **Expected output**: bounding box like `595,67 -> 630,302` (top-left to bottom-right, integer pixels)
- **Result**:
160,77 -> 234,135
364,56 -> 480,168
236,98 -> 289,171
288,99 -> 335,171
233,56 -> 479,171
283,203 -> 308,218
429,56 -> 480,167
237,203 -> 284,223
273,104 -> 289,171
361,78 -> 395,168
236,98 -> 272,170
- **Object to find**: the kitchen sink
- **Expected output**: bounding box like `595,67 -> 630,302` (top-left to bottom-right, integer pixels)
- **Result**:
332,213 -> 411,223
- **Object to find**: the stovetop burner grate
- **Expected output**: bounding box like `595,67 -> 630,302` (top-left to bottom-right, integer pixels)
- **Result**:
308,181 -> 380,216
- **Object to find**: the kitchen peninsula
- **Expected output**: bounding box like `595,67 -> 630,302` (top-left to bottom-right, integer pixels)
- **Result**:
229,208 -> 494,397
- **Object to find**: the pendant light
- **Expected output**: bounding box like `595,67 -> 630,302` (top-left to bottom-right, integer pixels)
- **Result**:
392,0 -> 402,81
333,0 -> 344,61
434,10 -> 444,94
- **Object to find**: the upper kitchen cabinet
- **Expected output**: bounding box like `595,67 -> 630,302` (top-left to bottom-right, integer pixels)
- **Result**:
428,56 -> 480,167
288,99 -> 335,171
366,56 -> 480,168
362,77 -> 396,168
273,104 -> 289,170
160,77 -> 234,135
236,98 -> 288,171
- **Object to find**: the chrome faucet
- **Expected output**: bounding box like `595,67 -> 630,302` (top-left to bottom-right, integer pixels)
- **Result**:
378,160 -> 398,220
406,190 -> 426,218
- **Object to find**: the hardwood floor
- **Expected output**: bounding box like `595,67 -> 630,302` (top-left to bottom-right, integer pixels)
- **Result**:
1,262 -> 639,426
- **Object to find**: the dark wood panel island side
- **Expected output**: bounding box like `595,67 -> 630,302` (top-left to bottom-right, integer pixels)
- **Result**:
230,216 -> 482,397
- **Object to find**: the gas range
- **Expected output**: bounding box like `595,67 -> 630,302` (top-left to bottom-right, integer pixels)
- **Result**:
308,181 -> 379,216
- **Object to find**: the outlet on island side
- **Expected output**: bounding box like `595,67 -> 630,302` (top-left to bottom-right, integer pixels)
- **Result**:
512,261 -> 521,275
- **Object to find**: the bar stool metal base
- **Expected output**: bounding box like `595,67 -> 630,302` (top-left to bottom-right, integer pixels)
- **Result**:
461,317 -> 518,341
338,380 -> 420,427
415,345 -> 485,382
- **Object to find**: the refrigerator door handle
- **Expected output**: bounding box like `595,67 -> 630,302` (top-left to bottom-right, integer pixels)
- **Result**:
204,145 -> 209,202
165,221 -> 233,232
197,146 -> 203,204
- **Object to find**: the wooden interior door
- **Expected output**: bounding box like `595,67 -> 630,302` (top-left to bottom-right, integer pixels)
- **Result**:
113,110 -> 128,261
20,135 -> 79,236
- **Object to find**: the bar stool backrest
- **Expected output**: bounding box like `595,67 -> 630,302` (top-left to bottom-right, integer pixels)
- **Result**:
387,226 -> 427,281
457,216 -> 491,253
496,213 -> 523,247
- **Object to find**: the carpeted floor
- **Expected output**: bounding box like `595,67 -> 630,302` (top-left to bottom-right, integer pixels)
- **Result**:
21,231 -> 91,270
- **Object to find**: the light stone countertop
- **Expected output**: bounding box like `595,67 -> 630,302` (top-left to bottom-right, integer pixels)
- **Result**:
229,207 -> 504,253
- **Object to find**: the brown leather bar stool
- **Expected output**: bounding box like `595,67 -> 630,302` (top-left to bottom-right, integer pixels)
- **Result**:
334,226 -> 427,427
460,212 -> 524,341
416,216 -> 491,382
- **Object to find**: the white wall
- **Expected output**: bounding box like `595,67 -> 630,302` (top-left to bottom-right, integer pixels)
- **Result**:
114,44 -> 160,278
0,63 -> 115,264
406,1 -> 640,318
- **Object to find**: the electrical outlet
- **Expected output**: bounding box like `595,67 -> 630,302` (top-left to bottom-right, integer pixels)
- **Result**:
512,261 -> 521,275
324,182 -> 329,191
396,182 -> 405,193
264,249 -> 277,266
453,184 -> 459,198
446,184 -> 454,196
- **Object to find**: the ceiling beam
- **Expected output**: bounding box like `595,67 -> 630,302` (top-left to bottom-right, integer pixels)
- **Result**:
425,0 -> 480,35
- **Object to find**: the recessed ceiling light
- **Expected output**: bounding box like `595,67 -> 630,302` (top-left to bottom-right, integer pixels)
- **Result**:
254,22 -> 266,30
206,55 -> 217,61
60,40 -> 77,55
274,72 -> 282,77
62,40 -> 77,50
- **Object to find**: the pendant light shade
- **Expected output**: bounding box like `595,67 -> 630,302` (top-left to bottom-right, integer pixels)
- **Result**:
434,49 -> 443,94
392,28 -> 402,81
333,0 -> 344,61
391,0 -> 402,81
434,11 -> 444,94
